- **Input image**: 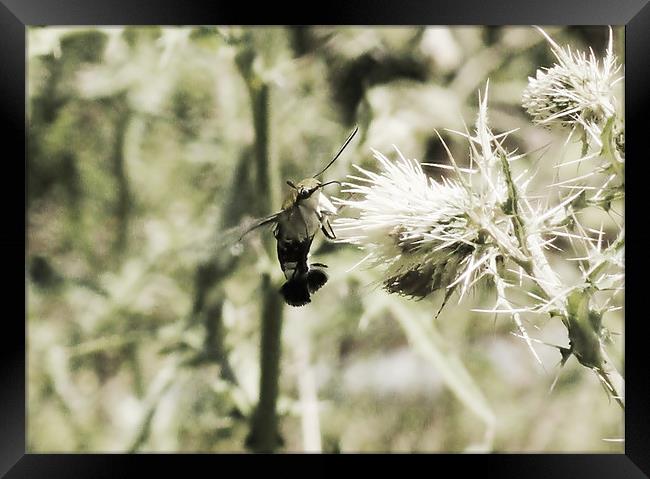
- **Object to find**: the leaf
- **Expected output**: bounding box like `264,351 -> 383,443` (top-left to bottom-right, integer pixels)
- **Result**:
362,291 -> 495,445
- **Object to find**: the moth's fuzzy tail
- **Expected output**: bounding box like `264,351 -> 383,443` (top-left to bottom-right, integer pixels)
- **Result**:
279,268 -> 328,306
306,268 -> 328,293
280,278 -> 311,307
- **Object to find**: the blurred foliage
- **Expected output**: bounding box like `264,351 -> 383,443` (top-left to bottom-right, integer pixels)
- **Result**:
27,26 -> 623,452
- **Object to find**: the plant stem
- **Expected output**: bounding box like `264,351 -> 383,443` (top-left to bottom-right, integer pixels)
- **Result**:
597,349 -> 625,409
252,83 -> 271,216
600,118 -> 624,180
110,94 -> 132,259
237,46 -> 284,451
494,144 -> 624,407
127,361 -> 178,452
247,273 -> 284,452
296,340 -> 322,452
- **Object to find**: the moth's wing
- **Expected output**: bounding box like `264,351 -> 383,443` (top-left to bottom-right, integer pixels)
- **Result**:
215,212 -> 281,248
237,212 -> 282,241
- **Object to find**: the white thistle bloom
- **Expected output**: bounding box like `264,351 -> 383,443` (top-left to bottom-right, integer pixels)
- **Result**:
522,27 -> 622,146
333,87 -> 513,302
334,149 -> 479,299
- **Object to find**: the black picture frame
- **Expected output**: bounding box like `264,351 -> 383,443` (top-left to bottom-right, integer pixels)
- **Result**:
6,0 -> 649,477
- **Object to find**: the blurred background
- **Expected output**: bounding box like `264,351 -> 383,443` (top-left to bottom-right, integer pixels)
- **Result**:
27,26 -> 624,452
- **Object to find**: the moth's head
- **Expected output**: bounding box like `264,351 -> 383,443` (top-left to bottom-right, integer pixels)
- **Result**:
287,178 -> 321,200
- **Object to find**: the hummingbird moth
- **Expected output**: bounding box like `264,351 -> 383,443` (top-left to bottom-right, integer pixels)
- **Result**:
239,126 -> 358,306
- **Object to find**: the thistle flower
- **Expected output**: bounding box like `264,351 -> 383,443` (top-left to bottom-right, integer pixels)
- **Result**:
333,86 -> 513,304
334,149 -> 478,299
522,27 -> 622,146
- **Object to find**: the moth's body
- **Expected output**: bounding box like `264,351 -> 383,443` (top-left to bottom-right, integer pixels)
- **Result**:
273,178 -> 337,306
278,186 -> 323,245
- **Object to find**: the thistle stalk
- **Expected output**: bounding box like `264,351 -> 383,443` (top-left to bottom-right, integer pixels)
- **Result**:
495,140 -> 624,408
519,27 -> 624,407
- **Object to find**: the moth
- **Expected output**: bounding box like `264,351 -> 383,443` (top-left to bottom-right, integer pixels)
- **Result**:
241,126 -> 358,306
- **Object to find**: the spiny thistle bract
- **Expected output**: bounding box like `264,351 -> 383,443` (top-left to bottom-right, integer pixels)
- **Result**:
522,27 -> 622,147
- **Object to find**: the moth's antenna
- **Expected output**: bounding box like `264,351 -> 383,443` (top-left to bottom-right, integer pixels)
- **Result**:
313,126 -> 358,178
286,180 -> 297,189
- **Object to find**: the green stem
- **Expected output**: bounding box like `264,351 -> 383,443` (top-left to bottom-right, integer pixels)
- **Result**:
252,83 -> 272,216
600,118 -> 624,181
581,129 -> 589,158
494,144 -> 624,407
127,362 -> 178,452
110,94 -> 132,259
236,42 -> 284,451
596,349 -> 625,409
247,273 -> 284,452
